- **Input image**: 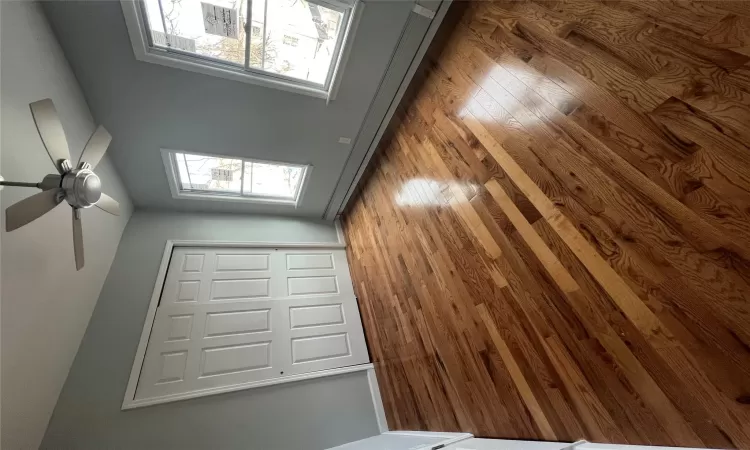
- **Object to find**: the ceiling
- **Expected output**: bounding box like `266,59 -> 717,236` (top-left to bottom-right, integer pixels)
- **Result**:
41,0 -> 419,217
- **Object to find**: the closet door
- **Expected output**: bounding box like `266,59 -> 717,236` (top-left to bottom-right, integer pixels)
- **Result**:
134,246 -> 368,401
274,248 -> 369,376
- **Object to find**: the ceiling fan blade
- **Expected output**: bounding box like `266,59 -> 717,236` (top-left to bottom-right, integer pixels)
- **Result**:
6,188 -> 63,232
95,193 -> 120,216
78,125 -> 111,169
73,208 -> 84,270
29,99 -> 71,174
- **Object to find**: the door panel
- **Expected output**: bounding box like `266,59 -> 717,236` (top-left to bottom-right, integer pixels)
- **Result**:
287,253 -> 334,269
135,246 -> 368,401
290,303 -> 345,328
136,299 -> 281,399
280,295 -> 368,375
210,278 -> 270,300
204,308 -> 271,337
200,341 -> 272,376
287,275 -> 339,295
292,332 -> 350,363
215,253 -> 269,271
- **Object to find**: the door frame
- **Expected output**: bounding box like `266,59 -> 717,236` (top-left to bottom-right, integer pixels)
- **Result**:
122,239 -> 373,410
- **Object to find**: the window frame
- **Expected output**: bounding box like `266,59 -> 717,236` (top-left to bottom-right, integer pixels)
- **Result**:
121,0 -> 363,100
161,148 -> 312,207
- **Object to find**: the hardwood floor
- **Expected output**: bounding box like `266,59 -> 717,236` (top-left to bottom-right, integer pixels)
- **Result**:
342,1 -> 750,447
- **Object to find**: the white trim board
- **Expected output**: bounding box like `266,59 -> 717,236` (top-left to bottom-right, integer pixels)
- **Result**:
576,444 -> 707,450
122,239 -> 365,410
335,218 -> 347,245
393,431 -> 473,449
328,431 -> 473,450
367,368 -> 389,433
122,240 -> 172,409
413,4 -> 436,19
327,0 -> 364,103
125,363 -> 373,409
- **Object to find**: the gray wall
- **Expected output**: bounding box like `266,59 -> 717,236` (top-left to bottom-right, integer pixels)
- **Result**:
42,210 -> 379,450
1,2 -> 134,448
325,0 -> 450,219
324,9 -> 432,218
41,0 -> 415,218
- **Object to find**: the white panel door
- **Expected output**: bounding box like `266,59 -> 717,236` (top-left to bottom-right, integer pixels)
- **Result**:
277,249 -> 368,376
135,246 -> 369,401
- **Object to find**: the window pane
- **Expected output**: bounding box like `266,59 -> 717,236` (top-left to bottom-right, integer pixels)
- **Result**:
144,0 -> 247,66
243,162 -> 303,198
175,152 -> 242,193
249,0 -> 344,85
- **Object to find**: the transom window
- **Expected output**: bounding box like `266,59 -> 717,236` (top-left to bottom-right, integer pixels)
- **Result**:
162,150 -> 309,205
123,0 -> 358,98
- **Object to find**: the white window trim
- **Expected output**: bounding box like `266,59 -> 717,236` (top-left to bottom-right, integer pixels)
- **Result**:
122,239 -> 373,410
120,0 -> 363,100
161,148 -> 313,207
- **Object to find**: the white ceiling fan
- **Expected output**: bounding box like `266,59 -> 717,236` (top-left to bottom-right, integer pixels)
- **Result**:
0,98 -> 121,270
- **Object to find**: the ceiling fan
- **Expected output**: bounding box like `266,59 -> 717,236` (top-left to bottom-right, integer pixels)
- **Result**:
0,98 -> 121,270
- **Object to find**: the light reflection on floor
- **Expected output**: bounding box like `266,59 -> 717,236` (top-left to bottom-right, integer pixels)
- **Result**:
395,177 -> 479,207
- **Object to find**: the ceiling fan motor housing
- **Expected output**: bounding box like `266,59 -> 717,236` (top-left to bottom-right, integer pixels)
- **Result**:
61,161 -> 102,208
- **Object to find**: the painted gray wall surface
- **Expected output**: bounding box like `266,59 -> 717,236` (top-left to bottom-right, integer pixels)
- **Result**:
0,2 -> 135,448
42,210 -> 379,450
41,0 -> 414,218
324,11 -> 432,219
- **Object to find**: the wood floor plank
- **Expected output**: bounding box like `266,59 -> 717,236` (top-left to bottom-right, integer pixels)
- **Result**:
511,19 -> 670,113
606,0 -> 728,38
646,25 -> 750,72
486,179 -> 707,446
562,22 -> 662,79
477,303 -> 558,440
647,61 -> 750,140
703,14 -> 750,57
343,1 -> 750,447
706,1 -> 750,19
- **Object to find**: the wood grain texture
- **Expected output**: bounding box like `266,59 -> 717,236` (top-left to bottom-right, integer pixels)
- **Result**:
343,1 -> 750,448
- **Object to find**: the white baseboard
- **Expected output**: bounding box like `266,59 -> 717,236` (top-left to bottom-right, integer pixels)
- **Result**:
335,217 -> 347,245
367,367 -> 389,433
